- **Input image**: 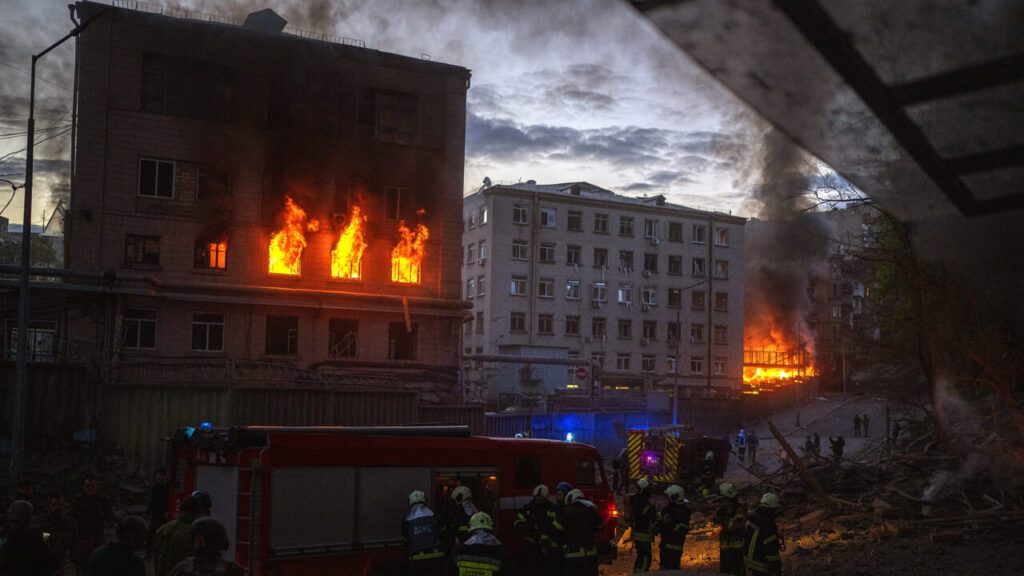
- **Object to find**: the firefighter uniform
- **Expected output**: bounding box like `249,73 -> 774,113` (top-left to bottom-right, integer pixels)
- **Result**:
404,491 -> 445,576
513,485 -> 557,575
714,483 -> 746,576
627,480 -> 656,574
657,486 -> 691,570
446,486 -> 479,546
552,489 -> 604,576
451,513 -> 504,576
744,495 -> 783,576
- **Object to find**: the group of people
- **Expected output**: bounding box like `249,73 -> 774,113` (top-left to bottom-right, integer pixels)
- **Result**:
735,430 -> 760,464
852,414 -> 870,437
403,481 -> 604,576
0,473 -> 241,576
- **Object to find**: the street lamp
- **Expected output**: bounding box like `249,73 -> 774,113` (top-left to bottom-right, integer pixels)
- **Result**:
672,278 -> 709,426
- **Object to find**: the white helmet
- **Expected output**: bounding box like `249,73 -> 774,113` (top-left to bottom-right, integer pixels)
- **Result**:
760,492 -> 781,508
408,490 -> 426,507
565,488 -> 584,505
718,482 -> 738,499
636,477 -> 651,492
665,484 -> 686,504
451,485 -> 472,504
705,451 -> 715,460
533,484 -> 549,498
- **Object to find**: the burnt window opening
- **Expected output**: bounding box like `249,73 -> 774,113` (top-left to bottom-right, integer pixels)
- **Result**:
329,318 -> 358,358
194,240 -> 227,270
191,313 -> 224,352
125,234 -> 161,266
385,186 -> 414,221
140,52 -> 236,120
138,158 -> 175,198
123,310 -> 156,350
388,321 -> 418,360
266,315 -> 299,356
196,171 -> 228,201
360,89 -> 418,145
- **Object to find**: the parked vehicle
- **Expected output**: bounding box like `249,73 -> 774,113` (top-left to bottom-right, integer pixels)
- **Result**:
626,426 -> 730,492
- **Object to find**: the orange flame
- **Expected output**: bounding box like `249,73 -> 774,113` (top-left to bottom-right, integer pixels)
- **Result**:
391,216 -> 429,284
205,241 -> 227,269
269,196 -> 319,275
331,206 -> 368,279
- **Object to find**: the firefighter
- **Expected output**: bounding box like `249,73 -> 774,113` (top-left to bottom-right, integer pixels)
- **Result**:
84,515 -> 147,576
451,512 -> 504,576
153,496 -> 203,576
514,484 -> 556,575
714,482 -> 746,575
627,477 -> 656,573
658,485 -> 691,570
403,490 -> 444,576
743,493 -> 783,576
701,451 -> 717,496
167,517 -> 244,576
553,489 -> 604,576
190,490 -> 212,517
447,485 -> 479,546
554,482 -> 573,507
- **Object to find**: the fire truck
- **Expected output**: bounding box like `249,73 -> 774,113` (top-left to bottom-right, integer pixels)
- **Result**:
167,425 -> 617,576
626,427 -> 730,492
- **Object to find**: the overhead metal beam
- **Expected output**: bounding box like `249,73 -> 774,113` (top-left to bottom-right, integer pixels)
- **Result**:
891,53 -> 1024,106
946,144 -> 1024,175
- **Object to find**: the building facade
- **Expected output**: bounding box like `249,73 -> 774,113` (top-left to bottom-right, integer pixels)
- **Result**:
461,182 -> 746,405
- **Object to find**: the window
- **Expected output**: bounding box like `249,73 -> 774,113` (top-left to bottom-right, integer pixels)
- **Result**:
593,213 -> 609,234
692,224 -> 707,244
667,356 -> 678,374
141,53 -> 234,120
619,216 -> 634,237
537,314 -> 554,334
714,324 -> 728,345
667,322 -> 681,342
591,317 -> 607,338
668,222 -> 683,242
194,240 -> 227,270
511,276 -> 528,296
196,172 -> 226,201
464,318 -> 473,336
510,312 -> 526,333
478,240 -> 487,263
477,276 -> 486,297
566,280 -> 581,300
642,287 -> 657,306
714,357 -> 727,375
715,292 -> 729,311
591,352 -> 605,368
538,278 -> 554,298
619,251 -> 634,271
479,205 -> 488,225
591,282 -> 607,303
123,310 -> 156,350
4,320 -> 57,362
644,219 -> 658,239
191,313 -> 224,352
365,90 -> 418,145
328,318 -> 358,358
642,320 -> 657,340
540,208 -> 556,228
467,244 -> 475,264
667,255 -> 682,275
475,311 -> 484,334
385,186 -> 414,221
715,228 -> 729,246
138,158 -> 175,198
593,248 -> 608,268
617,319 -> 632,339
539,243 -> 556,264
125,234 -> 160,265
388,321 -> 417,360
642,355 -> 657,372
468,213 -> 476,229
565,315 -> 581,336
692,290 -> 706,310
617,285 -> 632,305
691,323 -> 704,344
692,257 -> 706,277
513,204 -> 529,224
265,315 -> 298,355
715,260 -> 729,279
667,288 -> 682,308
690,356 -> 704,374
643,253 -> 658,273
512,240 -> 529,261
616,353 -> 631,371
568,210 -> 583,232
566,245 -> 581,266
577,460 -> 601,486
466,278 -> 475,298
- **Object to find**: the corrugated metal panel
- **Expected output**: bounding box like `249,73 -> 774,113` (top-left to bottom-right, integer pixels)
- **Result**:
419,405 -> 486,435
484,413 -> 532,438
0,364 -> 101,456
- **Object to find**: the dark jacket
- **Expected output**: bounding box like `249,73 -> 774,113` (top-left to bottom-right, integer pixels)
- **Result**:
714,499 -> 746,550
0,522 -> 61,576
513,498 -> 556,546
451,531 -> 503,576
403,503 -> 443,558
627,493 -> 656,542
743,507 -> 782,575
85,541 -> 145,576
446,501 -> 478,545
658,501 -> 691,548
553,501 -> 604,551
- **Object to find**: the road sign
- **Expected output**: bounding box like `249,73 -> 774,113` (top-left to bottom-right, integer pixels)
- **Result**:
575,367 -> 588,380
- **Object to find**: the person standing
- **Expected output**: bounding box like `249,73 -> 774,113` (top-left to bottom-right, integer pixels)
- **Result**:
853,415 -> 861,437
700,452 -> 717,496
862,414 -> 870,436
146,469 -> 170,557
450,512 -> 504,576
0,500 -> 60,576
167,517 -> 244,576
627,477 -> 656,573
736,430 -> 747,463
553,488 -> 604,576
84,516 -> 147,576
657,485 -> 691,570
446,486 -> 478,546
514,484 -> 556,575
714,483 -> 746,576
152,496 -> 203,576
813,433 -> 821,456
403,490 -> 445,576
748,431 -> 760,464
37,495 -> 77,576
743,493 -> 783,576
829,435 -> 845,461
70,477 -> 115,573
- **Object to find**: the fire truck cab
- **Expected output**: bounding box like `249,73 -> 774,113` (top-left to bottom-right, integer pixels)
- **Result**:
168,425 -> 616,576
626,427 -> 729,493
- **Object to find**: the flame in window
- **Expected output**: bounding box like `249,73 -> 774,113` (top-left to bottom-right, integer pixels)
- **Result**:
331,206 -> 368,279
391,214 -> 428,284
269,196 -> 319,275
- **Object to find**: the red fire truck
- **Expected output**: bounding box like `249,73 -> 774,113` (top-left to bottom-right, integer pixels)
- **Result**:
168,425 -> 617,576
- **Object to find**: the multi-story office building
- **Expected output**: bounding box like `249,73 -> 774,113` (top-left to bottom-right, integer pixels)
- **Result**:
462,181 -> 746,404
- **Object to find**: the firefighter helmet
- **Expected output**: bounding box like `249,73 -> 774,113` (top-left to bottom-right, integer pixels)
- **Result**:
190,517 -> 229,551
636,477 -> 651,492
408,490 -> 427,507
760,492 -> 782,508
468,511 -> 494,532
705,451 -> 715,460
533,484 -> 549,498
565,488 -> 584,505
665,484 -> 686,504
451,485 -> 472,504
556,482 -> 573,494
719,482 -> 738,499
191,489 -> 212,513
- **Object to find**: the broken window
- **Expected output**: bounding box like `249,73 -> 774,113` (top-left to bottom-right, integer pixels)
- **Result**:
266,315 -> 298,355
388,321 -> 417,360
329,318 -> 358,358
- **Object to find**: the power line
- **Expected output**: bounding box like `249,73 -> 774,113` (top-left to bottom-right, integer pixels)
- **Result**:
0,124 -> 73,140
0,127 -> 72,164
0,58 -> 73,92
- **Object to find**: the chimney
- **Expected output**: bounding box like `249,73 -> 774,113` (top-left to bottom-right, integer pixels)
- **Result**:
243,9 -> 287,34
